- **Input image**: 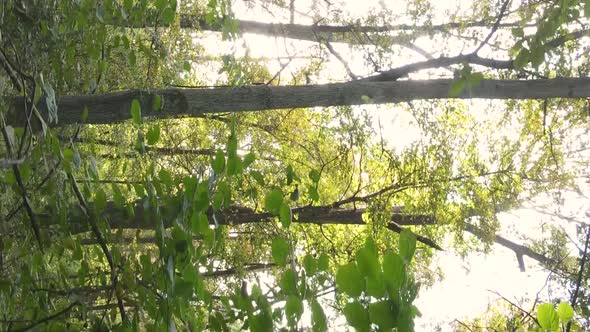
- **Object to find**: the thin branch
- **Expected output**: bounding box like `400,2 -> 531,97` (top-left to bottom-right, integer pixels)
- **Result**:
66,173 -> 127,322
0,47 -> 22,91
361,28 -> 589,82
0,113 -> 42,250
323,40 -> 358,80
474,0 -> 512,54
488,290 -> 540,326
359,53 -> 512,81
202,263 -> 276,277
453,319 -> 475,332
10,301 -> 79,332
566,225 -> 590,332
333,169 -> 510,207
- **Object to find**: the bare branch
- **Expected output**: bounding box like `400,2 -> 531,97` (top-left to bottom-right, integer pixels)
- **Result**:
10,301 -> 79,332
474,0 -> 512,54
566,225 -> 590,332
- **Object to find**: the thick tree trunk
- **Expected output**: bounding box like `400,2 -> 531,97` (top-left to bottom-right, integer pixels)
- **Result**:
12,78 -> 590,127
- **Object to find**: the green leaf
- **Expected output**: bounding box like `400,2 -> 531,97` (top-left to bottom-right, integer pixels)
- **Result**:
226,154 -> 241,176
366,274 -> 386,298
174,278 -> 194,298
303,255 -> 317,275
271,237 -> 289,266
33,84 -> 42,104
369,300 -> 396,329
586,0 -> 590,18
280,269 -> 298,295
285,295 -> 303,326
466,72 -> 484,87
161,7 -> 176,25
310,298 -> 327,332
511,27 -> 524,38
194,185 -> 209,212
399,229 -> 417,262
130,99 -> 141,125
243,152 -> 256,169
250,170 -> 265,186
183,61 -> 191,72
227,133 -> 238,157
264,188 -> 283,215
279,202 -> 292,228
159,169 -> 172,186
128,51 -> 136,66
318,253 -> 329,271
531,48 -> 546,68
308,185 -> 319,202
286,165 -> 295,185
449,79 -> 465,97
252,313 -> 273,332
343,301 -> 370,332
336,263 -> 364,297
383,252 -> 405,290
152,94 -> 162,112
356,247 -> 380,279
513,48 -> 530,70
191,213 -> 209,234
81,106 -> 89,122
146,125 -> 160,145
112,184 -> 125,208
308,169 -> 320,183
212,149 -> 225,174
94,188 -> 107,214
556,301 -> 574,324
537,303 -> 559,331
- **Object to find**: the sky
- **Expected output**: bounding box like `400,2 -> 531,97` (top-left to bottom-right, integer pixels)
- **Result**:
194,0 -> 590,329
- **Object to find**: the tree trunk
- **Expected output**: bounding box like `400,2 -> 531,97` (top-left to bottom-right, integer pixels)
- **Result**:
159,15 -> 528,45
40,201 -> 551,266
13,78 -> 590,127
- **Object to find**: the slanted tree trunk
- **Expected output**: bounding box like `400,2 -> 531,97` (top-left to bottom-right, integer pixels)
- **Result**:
12,78 -> 590,127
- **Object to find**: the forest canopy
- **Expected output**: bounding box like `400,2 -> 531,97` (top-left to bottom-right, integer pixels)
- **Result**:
0,0 -> 589,331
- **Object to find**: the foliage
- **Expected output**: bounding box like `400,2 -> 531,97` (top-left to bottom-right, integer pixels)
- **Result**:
1,0 -> 590,331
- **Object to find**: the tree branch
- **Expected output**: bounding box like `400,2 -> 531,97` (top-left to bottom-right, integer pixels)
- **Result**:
66,173 -> 127,322
566,225 -> 590,332
10,301 -> 79,332
473,0 -> 512,54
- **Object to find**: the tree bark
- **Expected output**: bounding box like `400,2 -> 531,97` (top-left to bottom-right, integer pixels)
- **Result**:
156,15 -> 530,45
12,78 -> 590,127
41,201 -> 551,266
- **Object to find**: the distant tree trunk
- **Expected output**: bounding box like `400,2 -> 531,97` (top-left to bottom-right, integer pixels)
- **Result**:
153,16 -> 528,45
12,78 -> 590,127
41,201 -> 551,266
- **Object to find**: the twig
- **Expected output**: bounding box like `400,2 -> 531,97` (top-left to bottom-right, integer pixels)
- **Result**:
566,225 -> 590,332
453,319 -> 475,332
66,173 -> 127,322
488,289 -> 539,326
10,301 -> 79,332
474,0 -> 512,54
0,113 -> 43,250
323,40 -> 358,80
